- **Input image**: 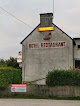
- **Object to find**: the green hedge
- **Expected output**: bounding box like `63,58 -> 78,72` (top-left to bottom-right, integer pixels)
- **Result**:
46,70 -> 80,86
0,67 -> 22,90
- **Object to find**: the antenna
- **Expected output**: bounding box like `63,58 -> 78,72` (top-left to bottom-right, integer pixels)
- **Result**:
53,0 -> 54,19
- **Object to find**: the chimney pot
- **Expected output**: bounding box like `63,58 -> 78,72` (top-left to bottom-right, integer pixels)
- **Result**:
40,13 -> 53,27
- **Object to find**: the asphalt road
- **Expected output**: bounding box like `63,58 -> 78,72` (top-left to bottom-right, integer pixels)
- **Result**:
0,99 -> 80,106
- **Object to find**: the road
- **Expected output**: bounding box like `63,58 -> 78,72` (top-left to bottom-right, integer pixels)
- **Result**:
0,99 -> 80,106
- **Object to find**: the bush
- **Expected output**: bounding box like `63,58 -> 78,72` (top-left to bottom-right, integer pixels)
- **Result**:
46,70 -> 80,86
0,67 -> 22,90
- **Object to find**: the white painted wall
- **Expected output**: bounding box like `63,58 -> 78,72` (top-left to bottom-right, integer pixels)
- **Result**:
22,24 -> 73,84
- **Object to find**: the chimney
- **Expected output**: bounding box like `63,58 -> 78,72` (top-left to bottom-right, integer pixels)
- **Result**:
40,13 -> 53,27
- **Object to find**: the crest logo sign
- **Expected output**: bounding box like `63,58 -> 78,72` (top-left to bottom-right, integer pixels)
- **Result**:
41,31 -> 52,40
38,26 -> 54,41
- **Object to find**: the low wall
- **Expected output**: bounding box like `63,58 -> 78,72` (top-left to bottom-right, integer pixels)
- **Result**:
0,84 -> 80,97
26,84 -> 80,97
0,85 -> 11,96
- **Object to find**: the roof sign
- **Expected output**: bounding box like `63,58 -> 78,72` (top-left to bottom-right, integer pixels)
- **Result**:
38,27 -> 54,31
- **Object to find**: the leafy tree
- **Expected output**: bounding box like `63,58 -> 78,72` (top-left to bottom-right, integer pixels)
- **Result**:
6,57 -> 19,68
0,57 -> 20,69
0,59 -> 7,67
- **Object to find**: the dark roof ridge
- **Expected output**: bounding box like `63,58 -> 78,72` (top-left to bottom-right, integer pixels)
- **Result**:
73,38 -> 80,39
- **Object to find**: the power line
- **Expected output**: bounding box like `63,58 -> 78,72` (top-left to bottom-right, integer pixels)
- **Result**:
0,6 -> 33,29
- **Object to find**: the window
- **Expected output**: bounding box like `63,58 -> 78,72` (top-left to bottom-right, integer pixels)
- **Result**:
77,45 -> 80,49
75,60 -> 80,69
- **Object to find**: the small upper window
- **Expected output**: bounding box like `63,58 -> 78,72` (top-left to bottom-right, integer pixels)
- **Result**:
78,45 -> 80,49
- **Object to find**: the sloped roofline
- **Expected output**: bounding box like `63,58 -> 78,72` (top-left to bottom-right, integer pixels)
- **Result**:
20,24 -> 40,44
53,23 -> 73,40
20,23 -> 73,44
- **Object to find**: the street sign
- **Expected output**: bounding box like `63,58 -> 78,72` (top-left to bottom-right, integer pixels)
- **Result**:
19,63 -> 22,68
17,56 -> 22,63
18,51 -> 22,55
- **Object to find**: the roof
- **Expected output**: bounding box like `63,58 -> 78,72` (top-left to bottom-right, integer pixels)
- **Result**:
20,23 -> 73,44
73,38 -> 80,40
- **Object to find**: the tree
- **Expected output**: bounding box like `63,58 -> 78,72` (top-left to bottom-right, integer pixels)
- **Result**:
6,57 -> 19,68
0,59 -> 7,67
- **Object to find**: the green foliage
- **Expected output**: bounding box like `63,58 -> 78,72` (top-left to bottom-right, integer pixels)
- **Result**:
6,57 -> 19,68
0,59 -> 7,67
46,70 -> 80,86
0,67 -> 22,90
0,57 -> 19,68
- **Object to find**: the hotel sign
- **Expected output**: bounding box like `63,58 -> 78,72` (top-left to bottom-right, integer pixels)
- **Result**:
28,41 -> 66,49
38,27 -> 54,31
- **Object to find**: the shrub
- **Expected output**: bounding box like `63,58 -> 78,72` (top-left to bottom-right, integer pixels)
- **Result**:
46,70 -> 80,86
0,67 -> 22,90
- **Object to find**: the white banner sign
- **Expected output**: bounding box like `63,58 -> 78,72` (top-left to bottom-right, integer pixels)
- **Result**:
11,84 -> 26,92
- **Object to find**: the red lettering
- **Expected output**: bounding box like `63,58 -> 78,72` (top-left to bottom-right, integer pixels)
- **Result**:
29,44 -> 31,48
61,42 -> 66,47
41,43 -> 43,48
33,44 -> 35,48
61,42 -> 63,47
56,43 -> 59,47
48,43 -> 50,47
29,42 -> 66,49
29,43 -> 39,48
36,44 -> 38,48
46,43 -> 48,47
58,42 -> 61,47
44,43 -> 45,47
52,43 -> 55,47
31,44 -> 34,48
50,43 -> 53,47
63,42 -> 65,46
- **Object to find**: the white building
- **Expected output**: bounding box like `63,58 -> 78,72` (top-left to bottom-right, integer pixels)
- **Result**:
73,38 -> 80,69
21,13 -> 80,84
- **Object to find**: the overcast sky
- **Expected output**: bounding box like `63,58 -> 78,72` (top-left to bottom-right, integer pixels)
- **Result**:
0,0 -> 80,59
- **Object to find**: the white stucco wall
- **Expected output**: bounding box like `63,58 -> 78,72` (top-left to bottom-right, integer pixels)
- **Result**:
22,24 -> 73,84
